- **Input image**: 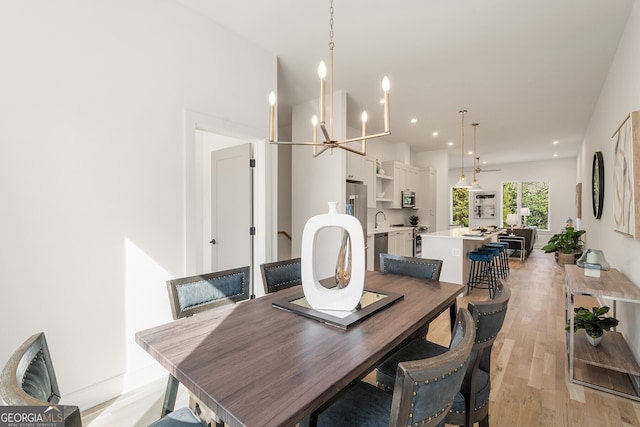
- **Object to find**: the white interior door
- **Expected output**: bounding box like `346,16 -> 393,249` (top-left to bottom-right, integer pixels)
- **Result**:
208,143 -> 251,271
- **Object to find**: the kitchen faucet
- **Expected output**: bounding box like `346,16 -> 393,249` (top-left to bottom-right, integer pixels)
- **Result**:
375,211 -> 386,229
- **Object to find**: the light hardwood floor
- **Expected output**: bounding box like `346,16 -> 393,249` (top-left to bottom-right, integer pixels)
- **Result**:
83,251 -> 640,426
430,250 -> 640,426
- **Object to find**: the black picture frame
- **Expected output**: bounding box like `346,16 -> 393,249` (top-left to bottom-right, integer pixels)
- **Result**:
592,151 -> 604,219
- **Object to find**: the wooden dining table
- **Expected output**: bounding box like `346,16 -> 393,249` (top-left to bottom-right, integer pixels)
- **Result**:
135,270 -> 463,427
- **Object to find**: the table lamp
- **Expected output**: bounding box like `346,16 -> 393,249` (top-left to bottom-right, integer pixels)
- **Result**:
576,249 -> 610,271
506,214 -> 518,234
520,207 -> 531,226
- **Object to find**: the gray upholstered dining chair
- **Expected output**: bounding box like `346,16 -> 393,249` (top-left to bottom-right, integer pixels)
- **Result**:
0,332 -> 82,427
380,253 -> 443,281
317,308 -> 475,427
260,257 -> 302,294
161,266 -> 251,425
444,282 -> 510,427
380,253 -> 444,339
376,282 -> 511,427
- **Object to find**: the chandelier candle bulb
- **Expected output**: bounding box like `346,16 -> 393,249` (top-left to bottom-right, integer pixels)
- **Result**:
268,91 -> 276,142
318,61 -> 327,124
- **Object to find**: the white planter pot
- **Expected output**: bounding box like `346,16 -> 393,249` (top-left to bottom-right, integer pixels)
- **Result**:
587,334 -> 603,346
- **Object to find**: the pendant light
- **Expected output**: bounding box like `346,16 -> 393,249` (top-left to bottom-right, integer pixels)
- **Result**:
469,122 -> 483,191
454,110 -> 471,188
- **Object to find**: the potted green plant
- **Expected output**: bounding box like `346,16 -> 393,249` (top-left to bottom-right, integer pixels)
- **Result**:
566,306 -> 619,346
409,215 -> 419,226
541,226 -> 585,265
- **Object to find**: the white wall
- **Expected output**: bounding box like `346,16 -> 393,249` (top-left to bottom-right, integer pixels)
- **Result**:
448,158 -> 577,244
0,0 -> 275,409
579,1 -> 640,359
291,91 -> 347,278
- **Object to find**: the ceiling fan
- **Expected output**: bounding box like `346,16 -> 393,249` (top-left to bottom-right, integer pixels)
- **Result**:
474,157 -> 501,173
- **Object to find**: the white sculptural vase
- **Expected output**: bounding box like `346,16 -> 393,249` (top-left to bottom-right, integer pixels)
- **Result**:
301,202 -> 365,311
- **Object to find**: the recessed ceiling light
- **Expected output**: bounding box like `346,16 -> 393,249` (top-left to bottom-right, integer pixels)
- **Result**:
448,142 -> 454,146
379,99 -> 385,104
410,118 -> 417,124
432,131 -> 438,136
482,161 -> 487,165
468,151 -> 473,155
553,153 -> 559,157
553,140 -> 559,144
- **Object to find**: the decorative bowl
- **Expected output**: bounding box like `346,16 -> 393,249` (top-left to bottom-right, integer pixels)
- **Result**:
376,192 -> 385,198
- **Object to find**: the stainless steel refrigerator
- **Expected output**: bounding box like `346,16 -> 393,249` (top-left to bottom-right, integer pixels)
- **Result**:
346,181 -> 368,247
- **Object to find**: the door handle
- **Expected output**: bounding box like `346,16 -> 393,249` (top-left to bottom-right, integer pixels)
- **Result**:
209,238 -> 216,245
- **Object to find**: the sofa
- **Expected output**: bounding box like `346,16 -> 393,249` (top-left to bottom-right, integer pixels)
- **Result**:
502,226 -> 537,258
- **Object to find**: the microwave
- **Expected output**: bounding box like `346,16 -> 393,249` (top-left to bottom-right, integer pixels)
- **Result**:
402,191 -> 415,208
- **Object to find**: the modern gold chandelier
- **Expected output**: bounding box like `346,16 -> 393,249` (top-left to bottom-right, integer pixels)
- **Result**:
268,0 -> 391,157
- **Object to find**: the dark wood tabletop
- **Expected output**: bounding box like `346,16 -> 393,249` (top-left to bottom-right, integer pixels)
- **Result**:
135,270 -> 463,427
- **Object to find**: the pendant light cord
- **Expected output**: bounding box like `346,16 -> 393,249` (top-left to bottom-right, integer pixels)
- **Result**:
459,109 -> 467,177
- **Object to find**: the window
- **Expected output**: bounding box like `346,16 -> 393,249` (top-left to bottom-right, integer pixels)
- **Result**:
502,181 -> 549,230
451,187 -> 469,227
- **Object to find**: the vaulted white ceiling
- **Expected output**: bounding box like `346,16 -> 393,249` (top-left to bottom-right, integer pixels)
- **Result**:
178,0 -> 634,169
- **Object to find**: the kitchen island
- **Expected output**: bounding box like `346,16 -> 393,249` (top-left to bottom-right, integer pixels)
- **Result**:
418,228 -> 503,285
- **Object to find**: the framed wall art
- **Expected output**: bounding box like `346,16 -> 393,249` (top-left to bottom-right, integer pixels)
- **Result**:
592,152 -> 604,219
473,191 -> 497,219
612,111 -> 640,239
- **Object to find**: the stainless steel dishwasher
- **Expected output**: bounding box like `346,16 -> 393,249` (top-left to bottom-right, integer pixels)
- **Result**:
374,232 -> 388,271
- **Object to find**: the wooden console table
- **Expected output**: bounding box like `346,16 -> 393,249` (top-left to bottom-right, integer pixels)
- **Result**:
565,264 -> 640,400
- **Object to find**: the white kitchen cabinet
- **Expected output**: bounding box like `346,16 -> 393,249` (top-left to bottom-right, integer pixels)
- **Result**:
382,161 -> 418,208
346,152 -> 364,182
388,229 -> 413,257
408,167 -> 419,195
388,230 -> 402,255
420,167 -> 437,228
376,173 -> 393,204
364,157 -> 376,208
404,230 -> 414,257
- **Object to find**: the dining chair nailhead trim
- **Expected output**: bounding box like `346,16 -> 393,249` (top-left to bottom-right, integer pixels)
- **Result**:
408,362 -> 466,423
177,272 -> 247,309
22,349 -> 44,384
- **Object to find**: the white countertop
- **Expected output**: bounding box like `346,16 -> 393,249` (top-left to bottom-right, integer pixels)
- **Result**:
419,227 -> 504,241
368,226 -> 415,236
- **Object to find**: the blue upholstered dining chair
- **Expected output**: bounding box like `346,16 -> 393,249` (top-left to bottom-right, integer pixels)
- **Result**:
317,308 -> 475,427
376,282 -> 511,427
380,253 -> 443,281
380,253 -> 445,340
160,266 -> 251,426
0,332 -> 82,427
260,257 -> 302,294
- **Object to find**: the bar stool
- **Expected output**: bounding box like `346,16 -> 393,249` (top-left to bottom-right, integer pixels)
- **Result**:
485,242 -> 509,278
478,246 -> 502,286
467,250 -> 497,298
